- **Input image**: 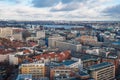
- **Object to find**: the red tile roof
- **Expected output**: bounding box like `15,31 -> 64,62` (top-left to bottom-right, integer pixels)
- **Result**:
28,50 -> 71,62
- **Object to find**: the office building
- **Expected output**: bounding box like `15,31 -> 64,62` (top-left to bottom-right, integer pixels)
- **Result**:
48,35 -> 65,48
88,62 -> 115,80
16,74 -> 32,80
26,31 -> 45,41
50,67 -> 72,80
9,54 -> 18,65
55,40 -> 82,52
77,35 -> 98,44
20,63 -> 46,78
0,27 -> 23,40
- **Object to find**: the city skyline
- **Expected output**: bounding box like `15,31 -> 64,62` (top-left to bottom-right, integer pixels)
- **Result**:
0,0 -> 120,21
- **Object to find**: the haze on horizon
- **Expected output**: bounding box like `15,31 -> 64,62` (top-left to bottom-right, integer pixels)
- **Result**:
0,0 -> 120,21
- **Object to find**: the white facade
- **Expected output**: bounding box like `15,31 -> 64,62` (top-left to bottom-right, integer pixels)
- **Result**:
65,59 -> 83,69
9,54 -> 18,65
26,31 -> 45,41
0,54 -> 9,62
0,27 -> 13,37
0,27 -> 23,40
13,33 -> 23,40
55,40 -> 82,52
16,74 -> 32,80
36,31 -> 45,38
48,36 -> 65,48
67,59 -> 83,70
21,63 -> 45,67
86,49 -> 100,55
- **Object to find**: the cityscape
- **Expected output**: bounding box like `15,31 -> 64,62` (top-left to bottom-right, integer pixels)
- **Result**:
0,0 -> 120,80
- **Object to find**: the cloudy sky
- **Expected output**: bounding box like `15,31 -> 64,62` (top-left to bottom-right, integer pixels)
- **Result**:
0,0 -> 120,21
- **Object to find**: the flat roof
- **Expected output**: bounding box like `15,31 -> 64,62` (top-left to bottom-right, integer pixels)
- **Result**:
79,71 -> 89,76
16,74 -> 32,80
88,62 -> 113,71
62,40 -> 81,45
72,53 -> 100,62
61,60 -> 77,66
80,54 -> 100,62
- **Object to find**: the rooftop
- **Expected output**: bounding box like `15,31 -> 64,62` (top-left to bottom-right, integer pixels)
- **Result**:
61,60 -> 77,66
62,40 -> 81,45
16,74 -> 32,80
53,60 -> 77,66
88,62 -> 113,71
79,71 -> 89,76
70,78 -> 82,80
72,54 -> 100,62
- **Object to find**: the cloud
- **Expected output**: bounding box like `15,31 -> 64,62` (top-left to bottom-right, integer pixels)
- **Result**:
0,0 -> 120,21
61,0 -> 73,4
50,0 -> 87,12
32,0 -> 60,8
61,0 -> 85,4
104,4 -> 120,15
50,2 -> 80,11
103,4 -> 120,18
31,0 -> 85,8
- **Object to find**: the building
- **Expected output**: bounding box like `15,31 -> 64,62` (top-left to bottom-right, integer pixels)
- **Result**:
102,58 -> 119,70
87,62 -> 115,80
0,54 -> 9,62
12,33 -> 23,41
48,35 -> 65,48
72,54 -> 101,69
31,50 -> 71,62
9,54 -> 18,65
0,27 -> 13,37
50,67 -> 73,80
0,66 -> 7,80
36,31 -> 45,38
61,59 -> 82,69
55,40 -> 82,52
86,48 -> 100,55
16,74 -> 32,80
26,30 -> 45,41
0,27 -> 23,40
76,71 -> 90,80
77,35 -> 98,44
20,63 -> 46,78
